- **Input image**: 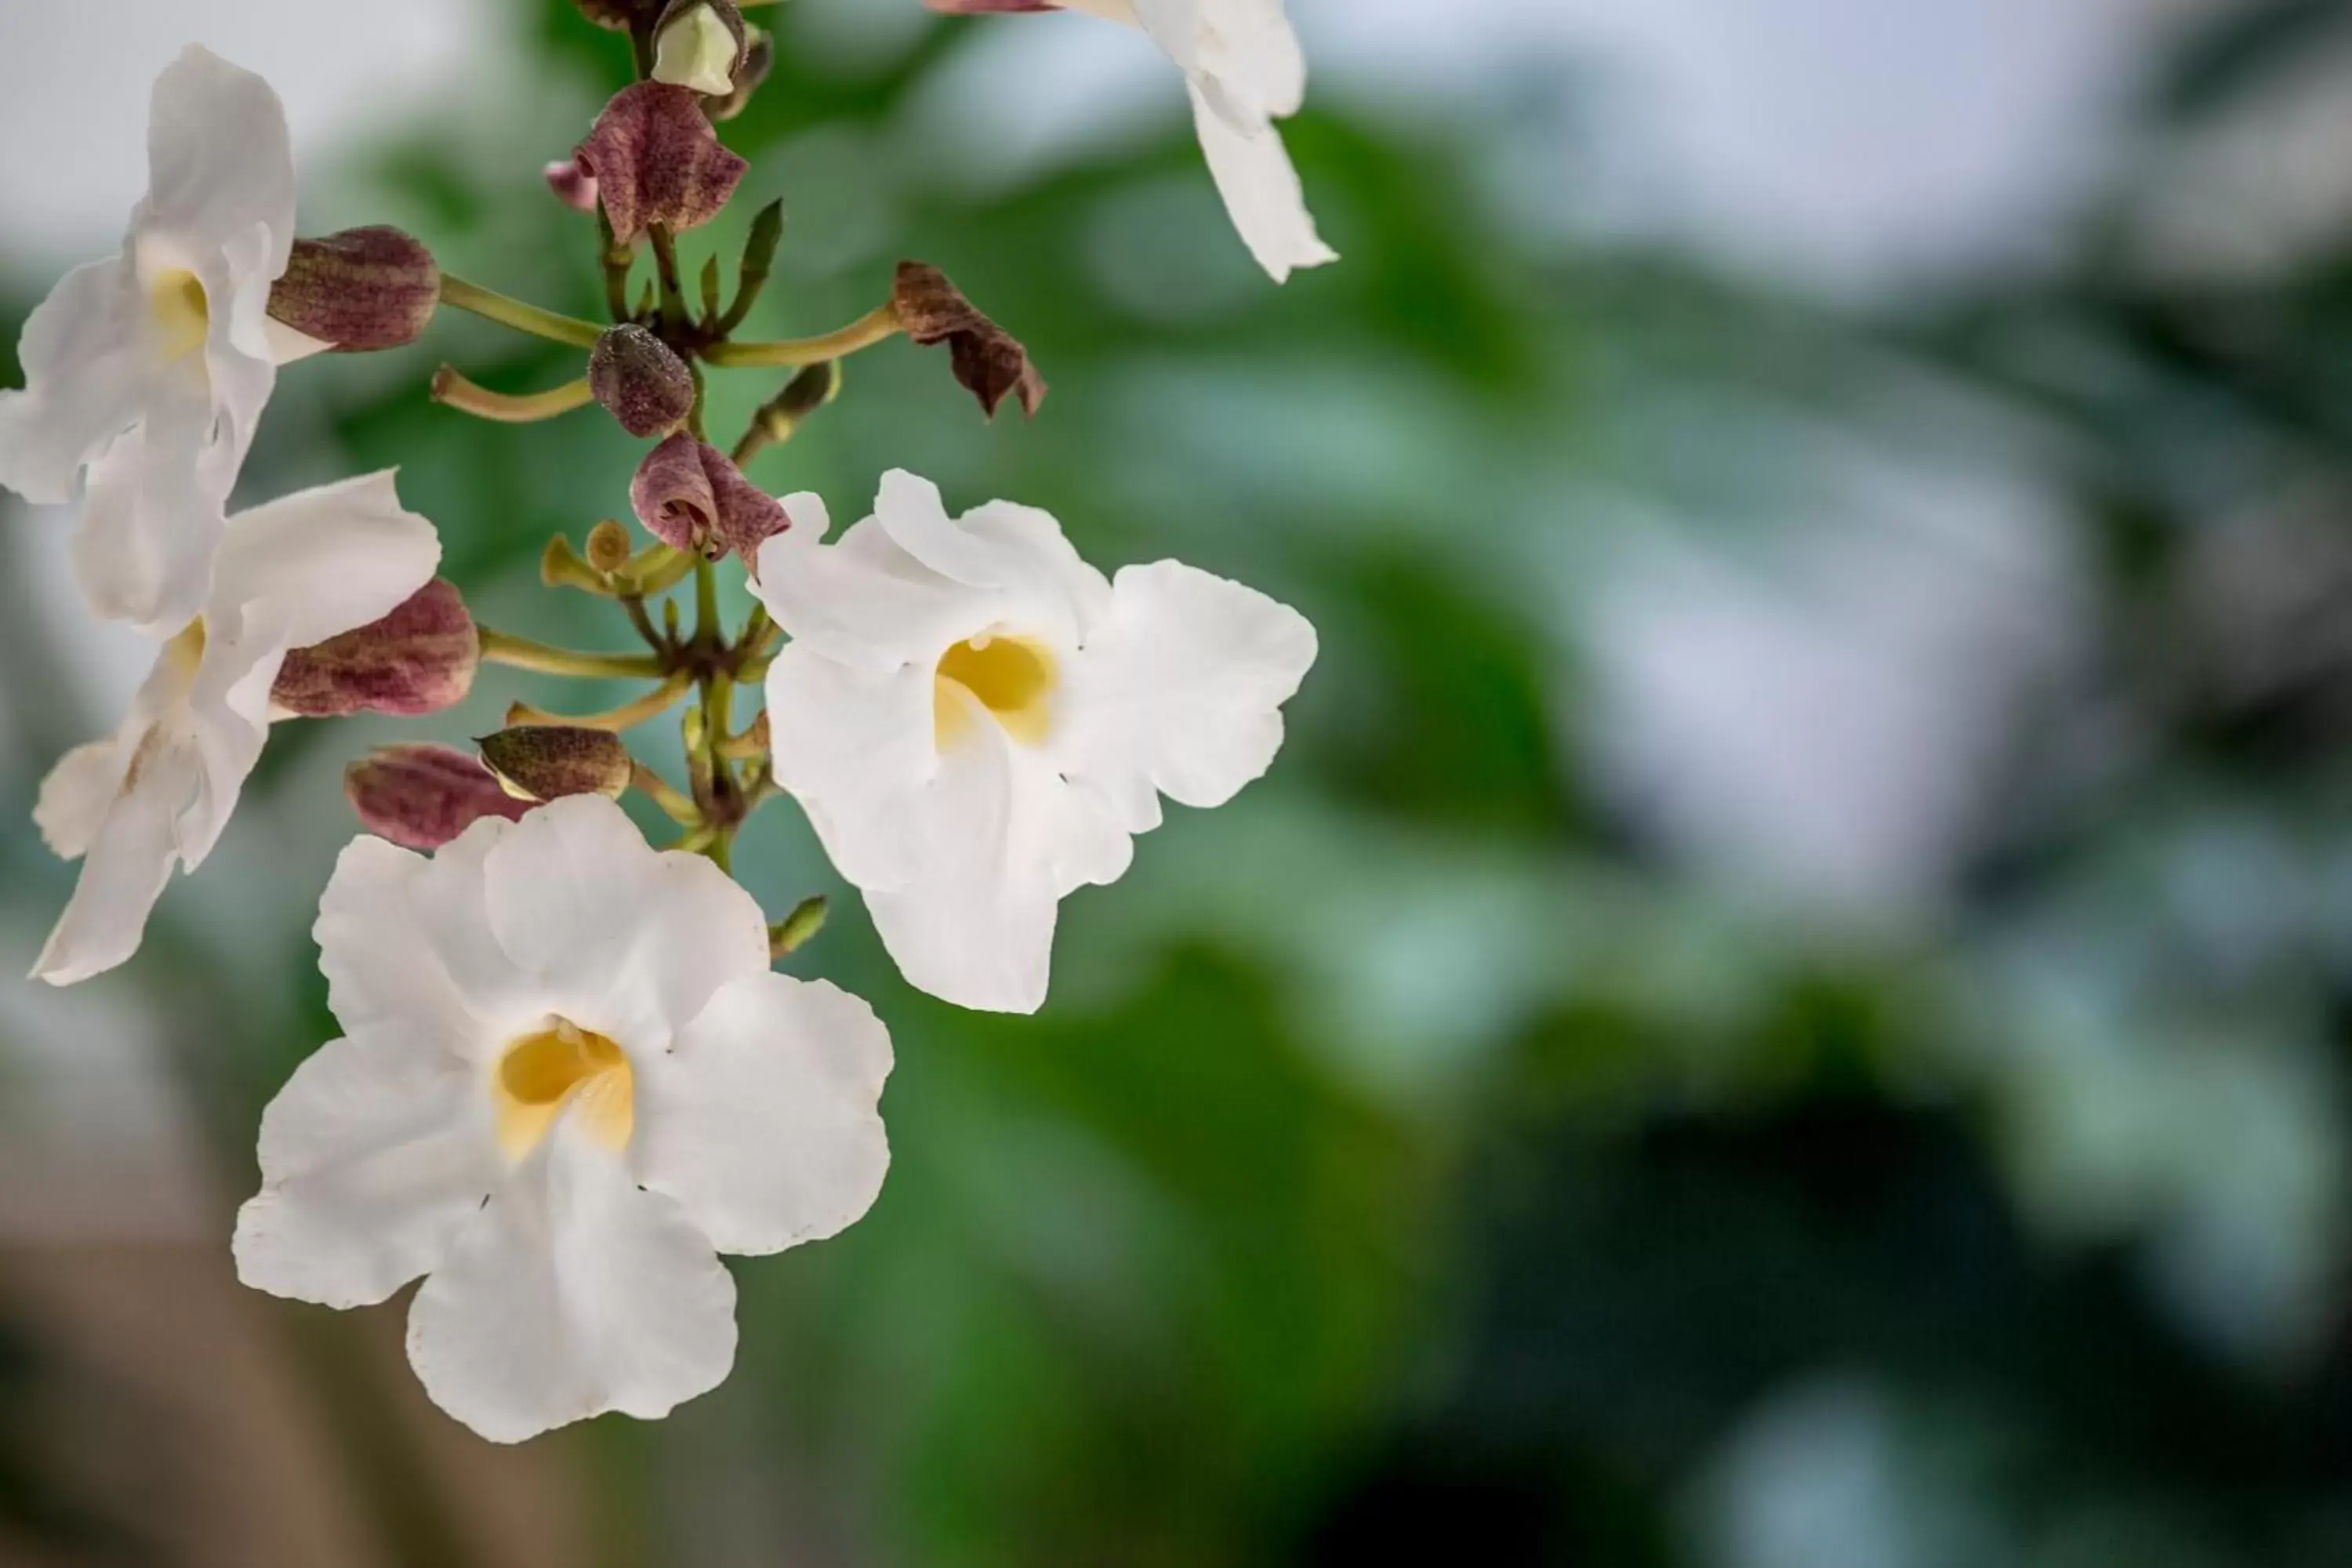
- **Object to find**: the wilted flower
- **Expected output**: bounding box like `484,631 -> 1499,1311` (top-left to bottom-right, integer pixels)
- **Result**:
575,82 -> 750,245
234,796 -> 895,1443
631,434 -> 792,565
33,472 -> 441,985
892,262 -> 1047,419
345,745 -> 532,851
927,0 -> 1335,281
0,46 -> 307,633
751,471 -> 1316,1012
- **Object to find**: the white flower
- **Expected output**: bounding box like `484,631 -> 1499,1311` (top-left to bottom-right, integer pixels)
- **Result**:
32,472 -> 439,986
233,795 -> 895,1444
751,470 -> 1317,1013
0,45 -> 315,634
952,0 -> 1335,281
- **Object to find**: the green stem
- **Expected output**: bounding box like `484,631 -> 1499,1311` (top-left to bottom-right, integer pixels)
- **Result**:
477,626 -> 667,680
437,275 -> 605,348
506,672 -> 695,733
700,305 -> 903,368
430,366 -> 593,423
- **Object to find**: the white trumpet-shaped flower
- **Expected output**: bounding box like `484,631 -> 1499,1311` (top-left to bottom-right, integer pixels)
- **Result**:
33,472 -> 440,986
0,45 -> 314,633
752,470 -> 1317,1013
931,0 -> 1335,281
234,795 -> 895,1443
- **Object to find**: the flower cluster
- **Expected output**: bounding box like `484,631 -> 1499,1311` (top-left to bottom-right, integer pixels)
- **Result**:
3,0 -> 1322,1443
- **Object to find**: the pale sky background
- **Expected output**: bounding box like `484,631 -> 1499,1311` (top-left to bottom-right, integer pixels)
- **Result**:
0,0 -> 2213,292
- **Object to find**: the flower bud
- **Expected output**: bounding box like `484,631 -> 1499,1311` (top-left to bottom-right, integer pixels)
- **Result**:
271,580 -> 478,718
652,1 -> 748,96
770,895 -> 829,957
630,434 -> 792,568
572,0 -> 654,27
586,518 -> 636,574
590,324 -> 695,437
478,726 -> 634,804
267,227 -> 441,353
575,82 -> 749,246
893,260 -> 1047,419
346,745 -> 530,851
545,158 -> 600,214
709,29 -> 773,122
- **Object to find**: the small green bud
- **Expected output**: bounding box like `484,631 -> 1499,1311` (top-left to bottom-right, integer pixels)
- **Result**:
769,895 -> 829,958
478,726 -> 635,804
586,518 -> 635,575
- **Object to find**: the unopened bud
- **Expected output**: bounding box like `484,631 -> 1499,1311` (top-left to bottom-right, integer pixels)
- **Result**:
893,260 -> 1047,419
590,324 -> 695,437
710,27 -> 772,122
573,0 -> 654,27
585,518 -> 635,574
652,1 -> 748,96
630,434 -> 792,568
575,82 -> 749,245
769,895 -> 829,957
545,158 -> 600,214
346,745 -> 530,851
272,579 -> 478,718
478,726 -> 634,804
267,227 -> 441,353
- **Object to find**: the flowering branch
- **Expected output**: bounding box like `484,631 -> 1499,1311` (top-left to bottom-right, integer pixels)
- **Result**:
430,365 -> 595,423
476,626 -> 667,680
699,304 -> 903,368
436,274 -> 605,347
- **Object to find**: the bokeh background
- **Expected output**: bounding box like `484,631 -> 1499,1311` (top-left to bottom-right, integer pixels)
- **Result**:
5,0 -> 2352,1562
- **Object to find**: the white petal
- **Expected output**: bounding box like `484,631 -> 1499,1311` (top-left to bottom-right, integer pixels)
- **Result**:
34,738 -> 132,862
234,1028 -> 497,1309
405,1120 -> 738,1443
753,509 -> 988,672
637,974 -> 893,1256
1185,76 -> 1335,283
763,646 -> 939,890
863,718 -> 1065,1014
210,470 -> 442,650
136,46 -> 297,278
875,472 -> 1106,648
316,828 -> 537,1058
30,734 -> 198,985
70,386 -> 229,634
1060,559 -> 1316,825
481,797 -> 770,1051
0,258 -> 151,506
1185,0 -> 1307,116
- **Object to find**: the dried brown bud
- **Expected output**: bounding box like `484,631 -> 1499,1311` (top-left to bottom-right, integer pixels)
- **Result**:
709,27 -> 773,122
892,261 -> 1047,419
572,0 -> 659,28
589,325 -> 695,438
271,580 -> 478,718
586,518 -> 635,574
346,745 -> 530,851
545,158 -> 600,214
267,227 -> 441,353
630,434 -> 792,568
478,726 -> 634,804
575,82 -> 749,246
652,1 -> 749,96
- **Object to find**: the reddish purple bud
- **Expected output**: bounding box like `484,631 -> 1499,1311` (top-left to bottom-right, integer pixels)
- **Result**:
272,580 -> 479,719
573,0 -> 654,27
630,434 -> 791,568
346,745 -> 530,851
267,227 -> 441,352
924,1 -> 1062,12
575,82 -> 749,246
478,726 -> 634,804
545,158 -> 600,214
893,261 -> 1047,419
590,324 -> 695,437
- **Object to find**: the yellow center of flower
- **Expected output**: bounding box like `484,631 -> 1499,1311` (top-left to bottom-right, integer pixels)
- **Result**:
494,1019 -> 636,1160
164,618 -> 207,677
149,267 -> 209,362
935,634 -> 1056,747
